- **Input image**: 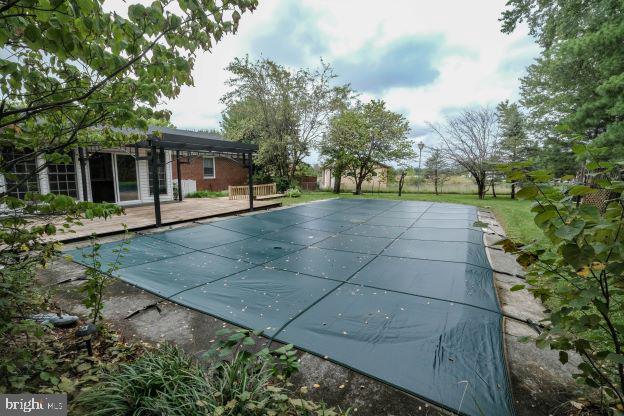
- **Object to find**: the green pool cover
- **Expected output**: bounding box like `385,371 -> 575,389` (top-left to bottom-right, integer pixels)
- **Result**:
68,199 -> 514,416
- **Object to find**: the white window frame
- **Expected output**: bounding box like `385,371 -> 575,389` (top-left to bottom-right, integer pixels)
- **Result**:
203,156 -> 216,179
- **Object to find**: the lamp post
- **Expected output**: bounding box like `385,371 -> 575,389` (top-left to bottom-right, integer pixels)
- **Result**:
417,141 -> 425,192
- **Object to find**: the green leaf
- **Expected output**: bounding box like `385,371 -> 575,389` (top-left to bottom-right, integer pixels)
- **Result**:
215,328 -> 232,337
534,209 -> 558,227
24,24 -> 41,43
516,185 -> 539,200
572,143 -> 586,155
568,185 -> 596,196
607,353 -> 624,365
554,219 -> 585,240
510,284 -> 526,291
559,351 -> 568,365
227,332 -> 246,342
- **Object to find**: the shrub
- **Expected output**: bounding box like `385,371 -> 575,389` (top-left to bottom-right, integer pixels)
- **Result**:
186,190 -> 228,198
274,176 -> 291,193
74,330 -> 348,415
286,187 -> 302,198
499,151 -> 624,411
0,193 -> 121,393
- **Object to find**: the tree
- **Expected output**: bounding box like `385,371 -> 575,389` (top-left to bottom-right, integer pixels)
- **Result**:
500,151 -> 624,411
0,0 -> 257,197
424,148 -> 451,195
429,107 -> 499,199
501,0 -> 624,163
496,101 -> 536,198
319,115 -> 358,194
0,0 -> 257,392
321,100 -> 413,195
221,57 -> 351,183
397,169 -> 407,197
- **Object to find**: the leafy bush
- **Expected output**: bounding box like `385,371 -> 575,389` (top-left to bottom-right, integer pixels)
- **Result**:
286,187 -> 302,198
0,193 -> 122,393
75,330 -> 348,416
499,150 -> 624,411
275,176 -> 291,193
187,190 -> 228,198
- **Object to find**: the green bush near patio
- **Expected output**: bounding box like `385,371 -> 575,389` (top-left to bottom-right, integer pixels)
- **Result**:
187,190 -> 229,198
73,332 -> 348,416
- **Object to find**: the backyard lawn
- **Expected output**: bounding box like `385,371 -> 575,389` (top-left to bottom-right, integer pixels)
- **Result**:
280,191 -> 545,245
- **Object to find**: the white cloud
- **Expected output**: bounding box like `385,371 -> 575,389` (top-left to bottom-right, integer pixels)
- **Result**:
106,0 -> 540,156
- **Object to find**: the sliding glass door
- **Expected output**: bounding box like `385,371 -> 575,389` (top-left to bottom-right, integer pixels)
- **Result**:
115,154 -> 139,202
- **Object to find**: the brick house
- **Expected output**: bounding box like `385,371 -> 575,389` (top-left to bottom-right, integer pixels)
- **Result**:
1,127 -> 255,206
172,154 -> 248,192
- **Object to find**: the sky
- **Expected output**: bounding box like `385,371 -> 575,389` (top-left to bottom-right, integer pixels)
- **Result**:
121,0 -> 540,161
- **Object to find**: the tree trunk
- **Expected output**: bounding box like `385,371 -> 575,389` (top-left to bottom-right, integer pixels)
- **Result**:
434,178 -> 439,195
398,172 -> 406,197
355,177 -> 364,195
510,182 -> 516,199
332,170 -> 342,194
333,177 -> 342,194
491,179 -> 497,198
477,180 -> 486,199
288,162 -> 298,185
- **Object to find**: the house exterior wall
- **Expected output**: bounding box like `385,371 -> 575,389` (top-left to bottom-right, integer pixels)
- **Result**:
1,148 -> 173,206
172,155 -> 248,191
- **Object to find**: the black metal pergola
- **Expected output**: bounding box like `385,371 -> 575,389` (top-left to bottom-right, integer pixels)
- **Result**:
78,127 -> 258,228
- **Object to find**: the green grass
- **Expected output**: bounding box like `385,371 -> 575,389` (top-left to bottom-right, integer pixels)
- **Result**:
281,191 -> 545,245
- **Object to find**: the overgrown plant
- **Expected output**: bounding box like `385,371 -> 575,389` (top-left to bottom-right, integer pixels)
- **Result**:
499,146 -> 624,411
285,187 -> 302,198
81,232 -> 130,326
75,330 -> 347,415
0,193 -> 121,391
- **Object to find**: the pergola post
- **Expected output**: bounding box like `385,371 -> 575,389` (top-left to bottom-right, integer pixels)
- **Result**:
78,147 -> 89,202
248,152 -> 254,211
150,141 -> 162,227
176,150 -> 183,202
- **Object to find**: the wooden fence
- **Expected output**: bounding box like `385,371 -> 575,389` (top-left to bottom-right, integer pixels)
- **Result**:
228,183 -> 277,200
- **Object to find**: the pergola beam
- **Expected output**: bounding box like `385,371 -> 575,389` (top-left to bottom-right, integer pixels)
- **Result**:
176,150 -> 182,202
150,141 -> 162,227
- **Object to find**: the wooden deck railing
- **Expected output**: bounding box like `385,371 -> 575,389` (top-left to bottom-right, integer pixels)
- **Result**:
228,183 -> 277,200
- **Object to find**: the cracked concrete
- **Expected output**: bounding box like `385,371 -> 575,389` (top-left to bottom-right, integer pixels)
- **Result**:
38,202 -> 585,415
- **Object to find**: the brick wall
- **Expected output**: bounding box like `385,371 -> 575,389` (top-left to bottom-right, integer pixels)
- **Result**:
172,156 -> 248,191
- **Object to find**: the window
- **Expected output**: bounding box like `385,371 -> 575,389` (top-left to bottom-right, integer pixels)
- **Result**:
203,157 -> 215,178
1,148 -> 39,199
48,156 -> 77,198
147,150 -> 167,196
